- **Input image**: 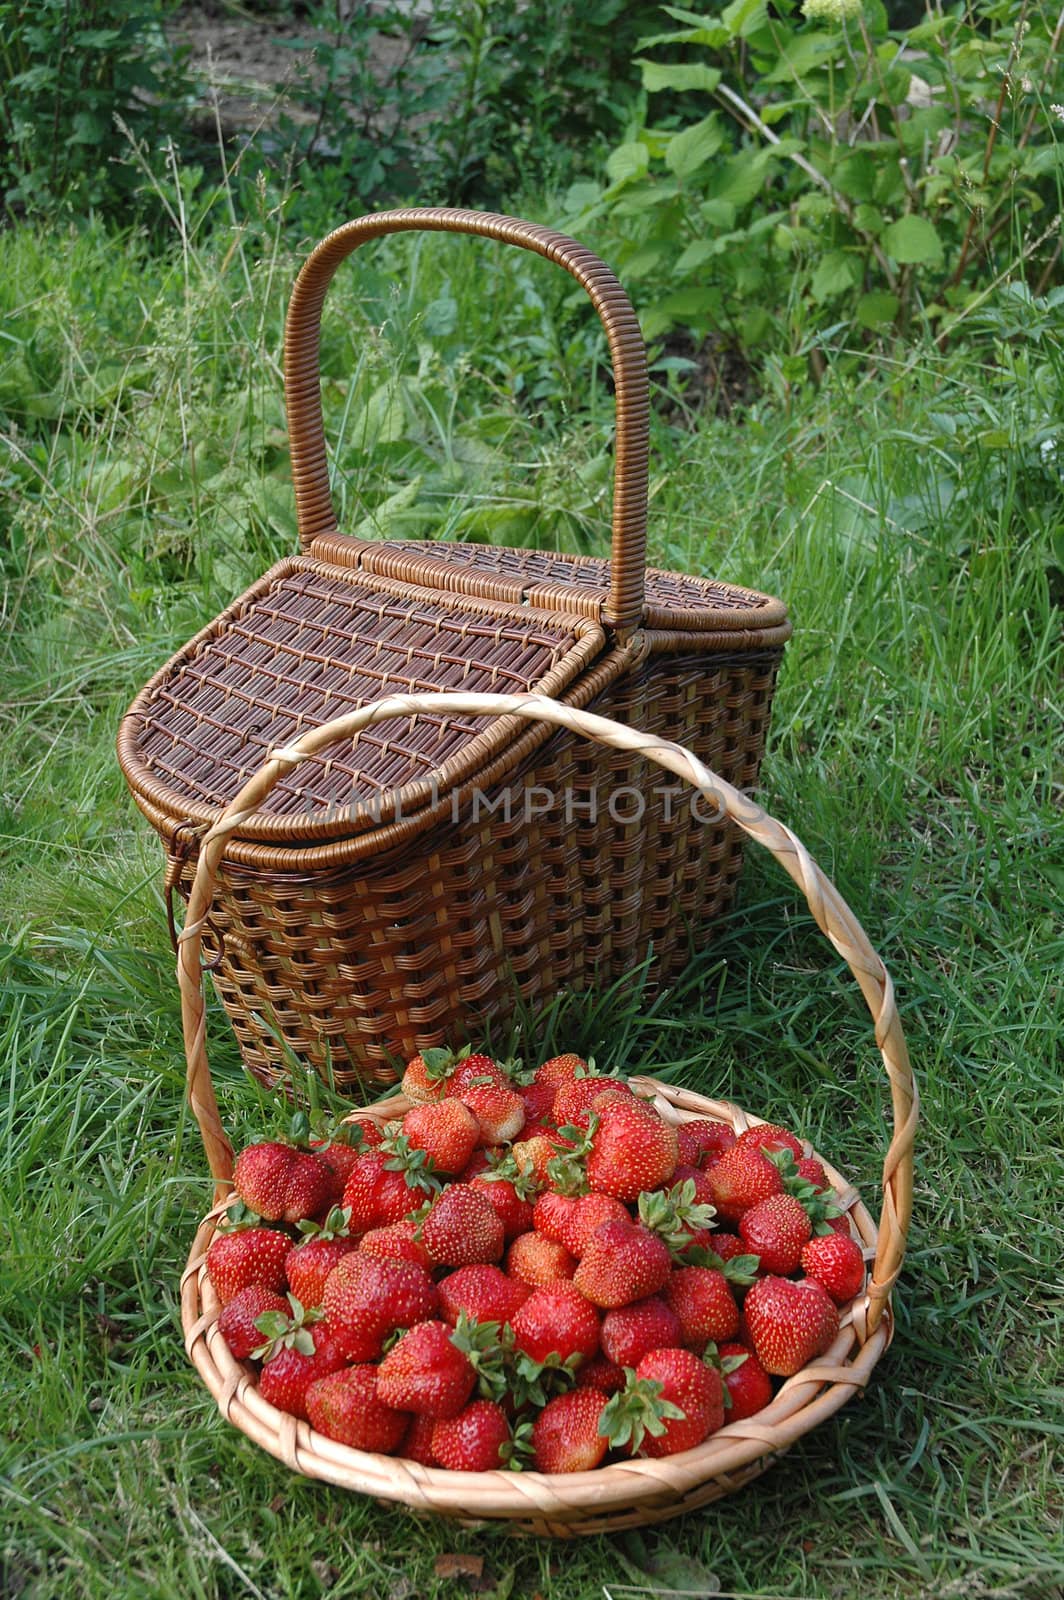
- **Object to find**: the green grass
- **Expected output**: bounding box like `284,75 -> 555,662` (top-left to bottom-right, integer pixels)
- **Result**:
1,181 -> 1062,1600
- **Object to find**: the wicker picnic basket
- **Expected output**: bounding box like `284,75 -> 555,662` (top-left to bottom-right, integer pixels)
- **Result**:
118,208 -> 791,1091
179,693 -> 917,1537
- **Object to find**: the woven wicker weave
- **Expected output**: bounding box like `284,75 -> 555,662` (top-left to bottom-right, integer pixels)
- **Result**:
178,693 -> 916,1537
119,209 -> 791,1088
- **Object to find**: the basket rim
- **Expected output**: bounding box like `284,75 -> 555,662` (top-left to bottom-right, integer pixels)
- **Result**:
180,1081 -> 893,1530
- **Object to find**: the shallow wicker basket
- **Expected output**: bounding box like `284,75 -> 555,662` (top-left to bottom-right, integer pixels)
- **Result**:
179,694 -> 916,1537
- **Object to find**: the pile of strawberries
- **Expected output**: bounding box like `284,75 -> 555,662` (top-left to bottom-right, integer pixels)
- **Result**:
206,1049 -> 866,1474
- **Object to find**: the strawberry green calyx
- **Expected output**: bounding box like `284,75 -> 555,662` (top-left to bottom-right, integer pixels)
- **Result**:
684,1246 -> 761,1285
638,1178 -> 718,1260
509,1348 -> 583,1411
296,1205 -> 352,1242
251,1295 -> 323,1361
449,1311 -> 510,1403
419,1046 -> 461,1083
379,1131 -> 442,1196
500,1418 -> 535,1471
480,1152 -> 540,1201
545,1114 -> 596,1196
700,1342 -> 748,1410
217,1198 -> 263,1232
286,1111 -> 312,1147
310,1112 -> 365,1151
599,1372 -> 685,1454
769,1150 -> 843,1232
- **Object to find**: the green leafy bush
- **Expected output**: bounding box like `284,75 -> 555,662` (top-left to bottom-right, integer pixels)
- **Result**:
568,0 -> 1063,360
0,0 -> 190,215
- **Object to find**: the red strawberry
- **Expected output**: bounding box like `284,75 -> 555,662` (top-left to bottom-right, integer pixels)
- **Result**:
257,1319 -> 348,1420
704,1144 -> 784,1224
322,1253 -> 438,1361
232,1141 -> 333,1224
572,1219 -> 671,1309
585,1096 -> 678,1203
510,1283 -> 600,1367
676,1119 -> 736,1168
342,1149 -> 434,1233
458,1082 -> 525,1145
313,1122 -> 382,1201
437,1264 -> 530,1328
717,1342 -> 774,1421
431,1400 -> 512,1471
796,1156 -> 831,1192
469,1157 -> 537,1239
576,1354 -> 626,1395
401,1099 -> 480,1175
801,1233 -> 866,1303
552,1076 -> 613,1131
422,1184 -> 505,1267
601,1297 -> 682,1369
401,1046 -> 463,1103
657,1162 -> 716,1209
376,1321 -> 476,1419
506,1231 -> 576,1287
398,1412 -> 439,1465
531,1192 -> 580,1245
533,1053 -> 587,1088
511,1135 -> 558,1184
216,1285 -> 290,1360
206,1225 -> 290,1306
518,1080 -> 557,1122
735,1122 -> 805,1162
359,1218 -> 433,1267
663,1267 -> 740,1347
531,1387 -> 610,1473
447,1054 -> 508,1097
632,1348 -> 724,1456
285,1234 -> 360,1308
739,1193 -> 813,1276
306,1366 -> 409,1453
700,1232 -> 745,1265
744,1275 -> 840,1376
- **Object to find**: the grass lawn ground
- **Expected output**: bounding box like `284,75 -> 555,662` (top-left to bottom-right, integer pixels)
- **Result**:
0,212 -> 1061,1600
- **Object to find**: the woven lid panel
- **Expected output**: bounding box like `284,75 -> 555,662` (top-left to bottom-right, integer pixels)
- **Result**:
122,559 -> 603,843
308,534 -> 787,634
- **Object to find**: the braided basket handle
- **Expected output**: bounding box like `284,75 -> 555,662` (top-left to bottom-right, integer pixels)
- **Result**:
284,208 -> 649,635
178,693 -> 916,1336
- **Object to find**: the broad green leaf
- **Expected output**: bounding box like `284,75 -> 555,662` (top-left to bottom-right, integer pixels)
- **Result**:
811,251 -> 861,303
666,113 -> 725,179
856,291 -> 899,328
637,23 -> 730,48
638,60 -> 721,94
882,215 -> 943,265
834,150 -> 878,203
702,149 -> 773,208
624,243 -> 670,278
675,238 -> 718,274
764,31 -> 843,81
606,142 -> 649,184
701,198 -> 737,230
721,0 -> 769,38
853,203 -> 885,235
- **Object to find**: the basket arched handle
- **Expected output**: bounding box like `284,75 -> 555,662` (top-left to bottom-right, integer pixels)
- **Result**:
178,693 -> 916,1337
284,208 -> 649,635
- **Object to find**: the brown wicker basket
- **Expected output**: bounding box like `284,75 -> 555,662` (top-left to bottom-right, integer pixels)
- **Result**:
178,693 -> 916,1538
119,208 -> 791,1090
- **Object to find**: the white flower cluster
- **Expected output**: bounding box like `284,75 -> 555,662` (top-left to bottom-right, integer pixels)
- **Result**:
802,0 -> 862,20
1050,103 -> 1064,123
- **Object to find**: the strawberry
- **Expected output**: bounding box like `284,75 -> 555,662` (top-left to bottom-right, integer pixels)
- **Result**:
531,1387 -> 610,1473
313,1121 -> 382,1202
431,1400 -> 513,1472
458,1082 -> 525,1145
437,1264 -> 530,1328
376,1320 -> 477,1419
216,1285 -> 290,1360
697,1232 -> 745,1266
232,1141 -> 333,1224
631,1349 -> 724,1456
257,1315 -> 348,1421
206,1225 -> 290,1306
735,1123 -> 805,1162
704,1144 -> 784,1224
801,1232 -> 866,1303
551,1076 -> 613,1131
531,1191 -> 580,1245
402,1046 -> 465,1103
676,1119 -> 736,1168
399,1412 -> 439,1466
358,1218 -> 433,1267
739,1193 -> 813,1275
470,1155 -> 537,1238
795,1156 -> 831,1192
744,1275 -> 840,1376
663,1266 -> 740,1347
306,1366 -> 410,1453
510,1283 -> 600,1367
511,1135 -> 558,1184
572,1219 -> 671,1309
342,1147 -> 437,1233
575,1354 -> 626,1395
716,1342 -> 774,1421
533,1053 -> 587,1089
447,1054 -> 508,1097
322,1253 -> 438,1361
585,1097 -> 678,1203
659,1163 -> 716,1209
401,1099 -> 479,1175
601,1297 -> 682,1369
518,1080 -> 557,1123
421,1184 -> 505,1267
506,1231 -> 576,1287
285,1206 -> 359,1306
458,1148 -> 495,1182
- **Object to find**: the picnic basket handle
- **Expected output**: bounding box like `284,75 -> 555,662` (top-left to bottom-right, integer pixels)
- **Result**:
284,209 -> 649,635
178,694 -> 916,1338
